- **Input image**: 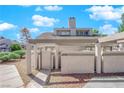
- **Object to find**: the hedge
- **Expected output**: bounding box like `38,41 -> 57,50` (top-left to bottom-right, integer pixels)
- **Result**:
13,50 -> 25,58
0,50 -> 25,62
0,52 -> 10,57
0,55 -> 10,62
9,52 -> 20,59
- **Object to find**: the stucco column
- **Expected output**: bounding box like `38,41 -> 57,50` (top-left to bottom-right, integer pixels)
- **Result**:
37,49 -> 42,70
26,43 -> 32,74
34,45 -> 38,69
118,43 -> 124,51
95,43 -> 102,74
39,48 -> 42,70
55,46 -> 59,69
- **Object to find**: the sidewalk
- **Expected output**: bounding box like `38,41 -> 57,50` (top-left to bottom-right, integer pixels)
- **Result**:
26,69 -> 50,88
0,65 -> 24,88
83,76 -> 124,88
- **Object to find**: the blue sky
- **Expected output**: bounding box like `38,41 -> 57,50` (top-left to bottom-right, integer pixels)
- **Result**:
0,5 -> 123,40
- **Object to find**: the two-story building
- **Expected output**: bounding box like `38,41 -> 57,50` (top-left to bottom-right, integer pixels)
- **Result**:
27,17 -> 101,74
0,37 -> 12,52
54,17 -> 93,36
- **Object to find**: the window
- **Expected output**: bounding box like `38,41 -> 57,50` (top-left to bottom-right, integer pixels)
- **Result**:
80,32 -> 84,35
62,32 -> 70,35
76,31 -> 84,36
85,31 -> 89,36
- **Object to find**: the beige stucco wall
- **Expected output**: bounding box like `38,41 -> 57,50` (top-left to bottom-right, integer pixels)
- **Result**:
61,51 -> 95,74
103,52 -> 124,73
59,46 -> 82,52
31,51 -> 35,68
42,51 -> 52,69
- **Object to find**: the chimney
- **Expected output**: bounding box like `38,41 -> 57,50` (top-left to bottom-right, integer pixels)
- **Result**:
68,17 -> 76,28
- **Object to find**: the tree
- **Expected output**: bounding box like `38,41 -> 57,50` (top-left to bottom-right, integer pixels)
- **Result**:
92,29 -> 107,36
20,28 -> 31,44
10,43 -> 22,51
92,29 -> 100,36
118,13 -> 124,32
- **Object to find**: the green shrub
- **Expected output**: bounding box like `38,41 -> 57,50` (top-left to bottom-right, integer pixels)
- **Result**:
10,43 -> 22,51
0,52 -> 10,57
0,55 -> 10,62
13,50 -> 25,58
9,53 -> 20,59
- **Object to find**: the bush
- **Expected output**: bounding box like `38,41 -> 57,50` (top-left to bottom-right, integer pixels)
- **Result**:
9,52 -> 20,59
0,52 -> 10,57
10,43 -> 22,51
13,50 -> 25,58
0,55 -> 10,62
0,50 -> 25,62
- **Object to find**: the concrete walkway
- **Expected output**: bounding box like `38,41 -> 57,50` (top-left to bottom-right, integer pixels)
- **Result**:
26,69 -> 50,88
0,65 -> 24,88
83,76 -> 124,88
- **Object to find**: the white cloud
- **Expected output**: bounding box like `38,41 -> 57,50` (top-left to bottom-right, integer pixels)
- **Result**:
86,5 -> 124,22
0,22 -> 17,31
44,5 -> 63,11
16,33 -> 20,40
32,15 -> 59,27
99,24 -> 118,35
29,28 -> 40,32
35,6 -> 43,12
19,5 -> 31,7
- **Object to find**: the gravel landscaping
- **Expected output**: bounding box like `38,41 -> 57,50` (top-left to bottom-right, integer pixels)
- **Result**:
45,72 -> 94,88
45,71 -> 124,88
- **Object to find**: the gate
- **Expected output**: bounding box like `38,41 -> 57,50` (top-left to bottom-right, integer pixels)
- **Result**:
61,51 -> 95,74
102,51 -> 124,73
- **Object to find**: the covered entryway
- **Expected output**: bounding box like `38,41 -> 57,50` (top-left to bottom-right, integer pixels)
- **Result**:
26,32 -> 124,74
26,37 -> 99,74
99,32 -> 124,73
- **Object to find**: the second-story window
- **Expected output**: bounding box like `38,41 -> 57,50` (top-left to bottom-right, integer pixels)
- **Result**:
85,31 -> 89,36
80,32 -> 84,36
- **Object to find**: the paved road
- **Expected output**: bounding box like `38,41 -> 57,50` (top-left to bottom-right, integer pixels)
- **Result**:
0,65 -> 24,88
83,76 -> 124,88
